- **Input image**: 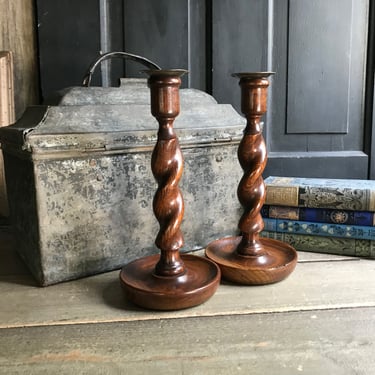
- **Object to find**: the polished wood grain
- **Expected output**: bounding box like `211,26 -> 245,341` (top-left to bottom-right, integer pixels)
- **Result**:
148,71 -> 186,277
120,70 -> 220,310
206,72 -> 297,284
205,236 -> 297,285
235,72 -> 272,256
120,254 -> 220,311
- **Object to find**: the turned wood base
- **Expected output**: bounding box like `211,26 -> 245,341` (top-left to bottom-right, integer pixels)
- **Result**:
120,254 -> 221,310
205,237 -> 297,285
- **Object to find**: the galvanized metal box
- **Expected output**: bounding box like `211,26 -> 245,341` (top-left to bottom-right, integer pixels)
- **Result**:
0,79 -> 244,285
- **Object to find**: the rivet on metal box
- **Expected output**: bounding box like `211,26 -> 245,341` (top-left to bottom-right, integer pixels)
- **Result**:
0,52 -> 245,286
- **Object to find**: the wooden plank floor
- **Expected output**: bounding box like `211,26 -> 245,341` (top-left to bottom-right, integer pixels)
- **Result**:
1,226 -> 375,374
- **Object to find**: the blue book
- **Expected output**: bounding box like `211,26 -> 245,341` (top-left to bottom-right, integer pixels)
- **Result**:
263,217 -> 375,241
264,176 -> 375,211
261,205 -> 375,226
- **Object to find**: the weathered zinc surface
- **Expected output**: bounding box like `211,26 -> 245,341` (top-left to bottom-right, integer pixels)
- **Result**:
0,79 -> 245,285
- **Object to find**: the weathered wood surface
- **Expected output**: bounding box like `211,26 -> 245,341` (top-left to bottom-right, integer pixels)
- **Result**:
0,51 -> 13,216
1,230 -> 374,328
2,257 -> 374,329
0,51 -> 15,126
1,229 -> 375,374
0,308 -> 374,374
0,0 -> 39,119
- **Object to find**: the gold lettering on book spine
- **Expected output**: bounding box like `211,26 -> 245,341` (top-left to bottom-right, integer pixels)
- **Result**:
265,186 -> 300,207
269,206 -> 300,220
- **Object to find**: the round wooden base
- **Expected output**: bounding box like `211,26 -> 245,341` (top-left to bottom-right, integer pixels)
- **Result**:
119,254 -> 221,311
205,236 -> 297,285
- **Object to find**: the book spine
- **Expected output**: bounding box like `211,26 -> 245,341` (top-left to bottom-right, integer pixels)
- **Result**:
261,205 -> 375,226
265,183 -> 375,211
260,230 -> 375,258
263,218 -> 375,240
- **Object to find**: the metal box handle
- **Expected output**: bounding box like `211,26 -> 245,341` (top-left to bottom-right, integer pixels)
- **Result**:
82,51 -> 161,87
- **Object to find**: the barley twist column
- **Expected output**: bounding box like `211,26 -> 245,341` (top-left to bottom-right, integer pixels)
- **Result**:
235,73 -> 269,256
120,69 -> 220,310
205,72 -> 297,285
150,72 -> 185,277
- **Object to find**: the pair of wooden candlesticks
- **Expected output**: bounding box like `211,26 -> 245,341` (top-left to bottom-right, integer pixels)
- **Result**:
119,70 -> 297,311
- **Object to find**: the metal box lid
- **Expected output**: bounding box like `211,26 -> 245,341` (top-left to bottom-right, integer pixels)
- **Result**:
0,79 -> 245,158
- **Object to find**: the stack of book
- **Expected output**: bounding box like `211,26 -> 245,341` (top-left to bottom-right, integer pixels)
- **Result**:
260,176 -> 375,259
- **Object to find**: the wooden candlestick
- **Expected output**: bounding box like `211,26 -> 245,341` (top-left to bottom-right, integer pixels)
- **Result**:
120,69 -> 220,310
205,72 -> 297,285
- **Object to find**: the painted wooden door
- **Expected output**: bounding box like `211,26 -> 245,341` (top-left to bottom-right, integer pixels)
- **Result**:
37,0 -> 373,179
211,0 -> 370,179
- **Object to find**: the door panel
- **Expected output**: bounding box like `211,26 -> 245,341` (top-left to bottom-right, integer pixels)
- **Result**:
211,0 -> 369,178
266,0 -> 369,178
287,0 -> 352,134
